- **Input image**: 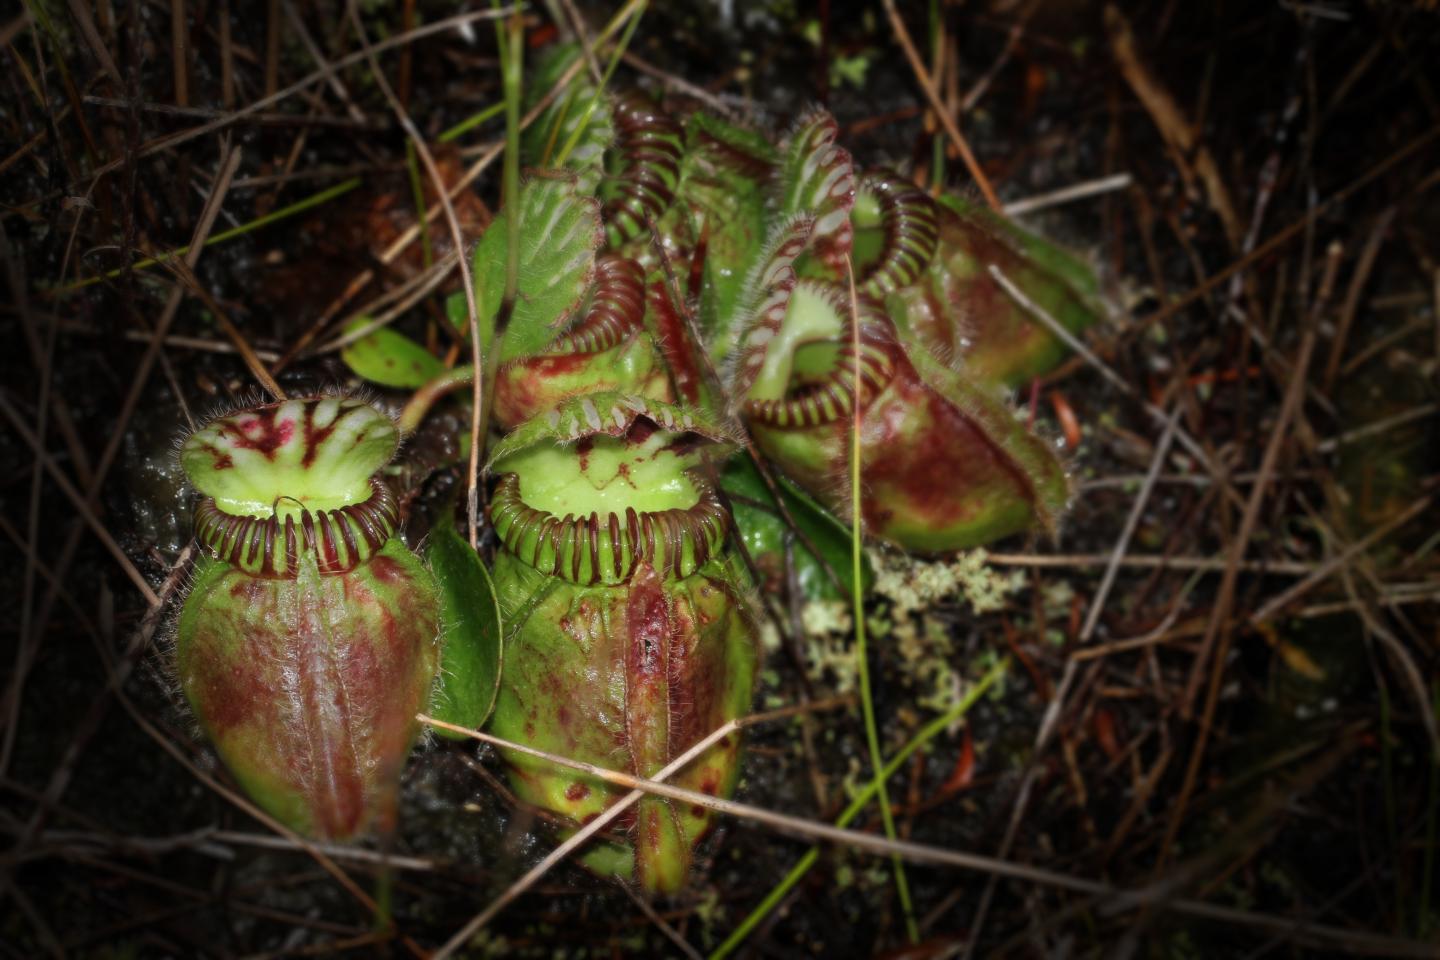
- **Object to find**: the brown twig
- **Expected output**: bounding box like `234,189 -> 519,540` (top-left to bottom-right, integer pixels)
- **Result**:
881,0 -> 1001,212
1159,243 -> 1337,872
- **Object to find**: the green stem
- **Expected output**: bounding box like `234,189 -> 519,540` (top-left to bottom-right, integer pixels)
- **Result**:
398,364 -> 474,435
63,177 -> 364,292
850,274 -> 918,943
553,1 -> 647,168
928,0 -> 946,191
437,101 -> 505,144
708,659 -> 1006,960
406,140 -> 434,270
496,5 -> 523,313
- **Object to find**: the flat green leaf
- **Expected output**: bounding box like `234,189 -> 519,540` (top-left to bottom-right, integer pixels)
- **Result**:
468,176 -> 604,363
721,455 -> 872,602
426,524 -> 504,737
340,318 -> 444,388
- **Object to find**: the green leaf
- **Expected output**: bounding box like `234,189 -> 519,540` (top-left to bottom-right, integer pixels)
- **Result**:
339,318 -> 444,389
468,176 -> 604,363
426,524 -> 504,737
721,455 -> 872,602
522,44 -> 613,188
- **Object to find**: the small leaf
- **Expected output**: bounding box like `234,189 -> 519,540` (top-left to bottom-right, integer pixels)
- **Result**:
426,524 -> 504,736
721,455 -> 872,602
340,318 -> 444,389
468,176 -> 604,364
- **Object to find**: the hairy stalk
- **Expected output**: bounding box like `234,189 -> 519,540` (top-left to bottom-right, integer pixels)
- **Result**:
397,364 -> 474,435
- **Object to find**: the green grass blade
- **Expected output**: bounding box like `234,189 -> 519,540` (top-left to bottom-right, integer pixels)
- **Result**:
438,101 -> 505,144
553,0 -> 646,167
849,266 -> 919,944
406,140 -> 434,270
495,3 -> 523,313
708,659 -> 1006,960
63,177 -> 364,292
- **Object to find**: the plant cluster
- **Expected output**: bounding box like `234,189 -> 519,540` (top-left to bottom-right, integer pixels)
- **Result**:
174,45 -> 1101,893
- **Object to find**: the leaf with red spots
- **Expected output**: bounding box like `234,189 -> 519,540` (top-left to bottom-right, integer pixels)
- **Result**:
340,318 -> 445,389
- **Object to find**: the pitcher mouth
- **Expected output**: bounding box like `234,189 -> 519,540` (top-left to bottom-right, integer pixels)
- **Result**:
489,472 -> 729,585
742,337 -> 894,429
853,173 -> 940,296
738,280 -> 897,429
194,477 -> 399,578
529,255 -> 647,358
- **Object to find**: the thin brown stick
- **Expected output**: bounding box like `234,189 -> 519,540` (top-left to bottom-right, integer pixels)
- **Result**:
0,394 -> 160,607
425,717 -> 1439,957
1003,173 -> 1134,217
881,0 -> 1001,212
283,0 -> 368,124
985,552 -> 1316,575
1080,405 -> 1185,643
65,0 -> 122,87
1322,206 -> 1394,391
1314,402 -> 1438,454
82,96 -> 379,129
1339,316 -> 1431,377
619,882 -> 704,960
1106,3 -> 1242,249
1160,252 -> 1331,871
159,258 -> 287,400
1250,493 -> 1434,624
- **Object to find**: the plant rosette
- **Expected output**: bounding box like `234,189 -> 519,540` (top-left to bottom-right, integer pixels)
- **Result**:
733,279 -> 1069,553
492,254 -> 673,429
485,393 -> 757,894
175,396 -> 439,840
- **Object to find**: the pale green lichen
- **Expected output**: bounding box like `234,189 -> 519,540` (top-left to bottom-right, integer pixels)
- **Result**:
869,548 -> 1024,619
795,551 -> 1022,708
801,599 -> 850,636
